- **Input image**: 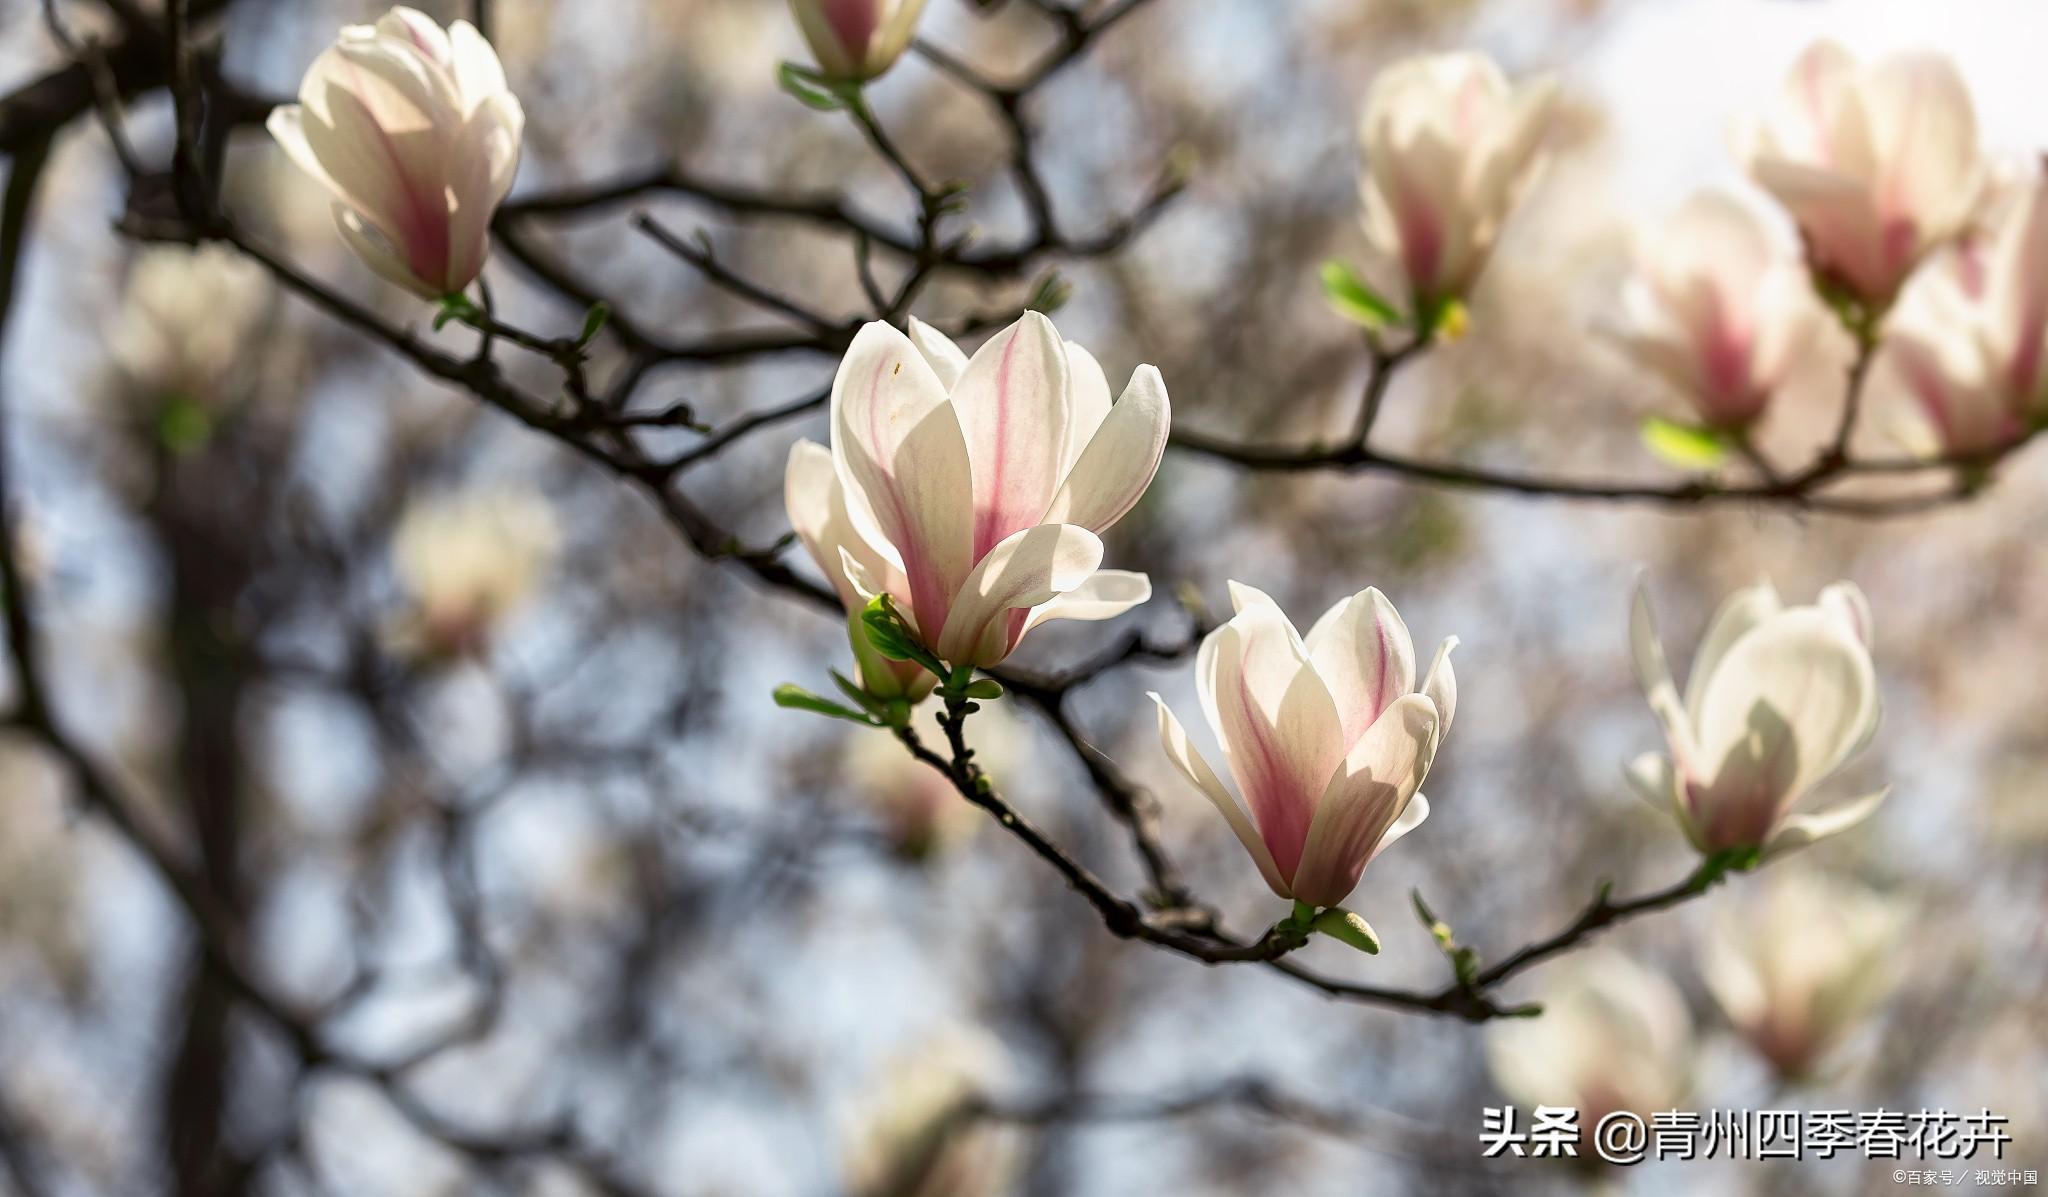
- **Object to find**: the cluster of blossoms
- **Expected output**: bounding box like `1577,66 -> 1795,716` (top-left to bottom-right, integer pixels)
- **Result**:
262,11 -> 1901,960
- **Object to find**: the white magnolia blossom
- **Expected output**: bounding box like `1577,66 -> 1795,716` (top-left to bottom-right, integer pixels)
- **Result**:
1701,872 -> 1906,1081
1615,191 -> 1821,429
789,0 -> 927,82
1487,951 -> 1694,1124
389,489 -> 559,657
843,1031 -> 1018,1197
112,245 -> 271,397
1359,50 -> 1555,308
269,7 -> 524,299
787,312 -> 1167,671
1150,583 -> 1455,910
1742,40 -> 1981,304
1878,167 -> 2048,457
1628,578 -> 1885,859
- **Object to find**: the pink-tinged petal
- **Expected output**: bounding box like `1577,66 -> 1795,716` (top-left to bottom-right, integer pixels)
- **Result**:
1020,569 -> 1150,635
1150,693 -> 1289,898
1203,601 -> 1344,884
332,205 -> 438,298
266,106 -> 340,197
950,312 -> 1072,558
821,0 -> 882,63
906,316 -> 969,390
1043,364 -> 1168,535
1290,693 -> 1439,908
1303,587 -> 1418,748
932,524 -> 1102,666
1762,786 -> 1888,859
1751,156 -> 1892,298
831,322 -> 974,638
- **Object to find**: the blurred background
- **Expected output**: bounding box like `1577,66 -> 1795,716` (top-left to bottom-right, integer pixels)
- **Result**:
0,0 -> 2043,1194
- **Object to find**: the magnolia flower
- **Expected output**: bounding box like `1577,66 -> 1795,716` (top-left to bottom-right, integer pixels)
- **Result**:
1615,192 -> 1821,429
112,245 -> 271,399
1487,951 -> 1693,1124
843,1031 -> 1019,1197
1701,872 -> 1905,1081
1150,583 -> 1455,910
1359,51 -> 1555,310
1742,41 -> 1981,304
388,489 -> 558,658
1878,168 -> 2048,457
789,0 -> 927,83
268,7 -> 524,299
1628,579 -> 1885,859
791,313 -> 1167,671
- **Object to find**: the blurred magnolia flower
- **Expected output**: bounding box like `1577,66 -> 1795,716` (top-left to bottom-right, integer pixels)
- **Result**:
1359,50 -> 1555,311
1742,41 -> 1981,305
844,703 -> 1020,860
387,489 -> 559,659
1877,167 -> 2048,458
268,7 -> 523,299
791,313 -> 1166,671
1700,872 -> 1905,1081
789,0 -> 926,83
1487,950 -> 1693,1123
1614,191 -> 1821,429
1628,579 -> 1885,859
1150,582 -> 1454,910
843,1030 -> 1018,1197
112,245 -> 270,400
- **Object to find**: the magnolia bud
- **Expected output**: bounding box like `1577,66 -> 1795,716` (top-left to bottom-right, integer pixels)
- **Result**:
788,0 -> 928,83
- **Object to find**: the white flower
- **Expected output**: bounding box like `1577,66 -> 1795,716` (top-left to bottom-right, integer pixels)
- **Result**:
1359,51 -> 1555,308
789,313 -> 1167,670
1487,951 -> 1694,1124
388,489 -> 558,657
1615,191 -> 1821,428
1743,41 -> 1981,304
268,7 -> 524,299
1150,582 -> 1455,909
1877,166 -> 2048,457
112,245 -> 271,397
1628,578 -> 1885,858
1700,872 -> 1905,1080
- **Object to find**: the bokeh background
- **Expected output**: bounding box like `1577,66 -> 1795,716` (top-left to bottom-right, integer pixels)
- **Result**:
0,0 -> 2043,1194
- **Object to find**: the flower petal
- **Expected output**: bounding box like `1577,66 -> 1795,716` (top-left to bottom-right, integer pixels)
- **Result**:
1762,786 -> 1888,859
785,439 -> 896,612
907,316 -> 970,391
1420,636 -> 1459,740
1062,341 -> 1114,471
1020,569 -> 1151,634
950,312 -> 1072,558
1150,693 -> 1288,898
1199,601 -> 1344,884
1691,607 -> 1881,833
931,524 -> 1103,666
1631,579 -> 1701,776
1683,579 -> 1783,721
1043,364 -> 1168,535
1304,587 -> 1418,747
1290,693 -> 1439,908
831,322 -> 974,636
